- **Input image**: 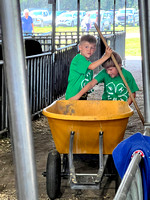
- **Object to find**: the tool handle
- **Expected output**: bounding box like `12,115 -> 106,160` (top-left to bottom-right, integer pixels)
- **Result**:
94,23 -> 144,125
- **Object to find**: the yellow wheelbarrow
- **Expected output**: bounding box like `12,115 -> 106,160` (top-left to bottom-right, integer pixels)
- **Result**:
42,100 -> 133,199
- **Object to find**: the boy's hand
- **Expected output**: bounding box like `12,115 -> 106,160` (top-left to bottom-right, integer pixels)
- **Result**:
105,46 -> 112,58
69,94 -> 80,100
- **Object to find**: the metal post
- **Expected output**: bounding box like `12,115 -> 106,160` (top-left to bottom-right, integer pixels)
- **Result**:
97,0 -> 101,59
113,0 -> 116,50
77,0 -> 80,44
113,0 -> 116,35
138,0 -> 150,126
124,0 -> 127,34
0,0 -> 38,199
114,153 -> 142,200
98,0 -> 100,29
48,0 -> 56,53
58,0 -> 60,11
52,0 -> 56,53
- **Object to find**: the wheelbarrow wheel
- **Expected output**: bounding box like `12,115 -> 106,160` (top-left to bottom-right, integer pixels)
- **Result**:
105,155 -> 121,192
46,150 -> 61,200
115,172 -> 121,192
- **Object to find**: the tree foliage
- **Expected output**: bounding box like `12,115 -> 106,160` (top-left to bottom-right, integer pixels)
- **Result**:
20,0 -> 52,11
20,0 -> 138,12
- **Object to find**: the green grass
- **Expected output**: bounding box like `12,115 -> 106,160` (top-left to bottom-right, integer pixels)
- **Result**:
125,26 -> 140,33
34,26 -> 79,33
34,25 -> 141,56
125,38 -> 141,56
34,25 -> 140,33
125,27 -> 141,56
115,26 -> 140,33
113,26 -> 141,56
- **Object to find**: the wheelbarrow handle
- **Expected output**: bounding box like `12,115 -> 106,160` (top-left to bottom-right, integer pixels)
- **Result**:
94,23 -> 145,125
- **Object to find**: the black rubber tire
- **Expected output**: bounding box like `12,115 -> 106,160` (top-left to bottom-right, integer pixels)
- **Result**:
115,172 -> 121,193
105,155 -> 121,192
46,150 -> 61,200
62,154 -> 69,177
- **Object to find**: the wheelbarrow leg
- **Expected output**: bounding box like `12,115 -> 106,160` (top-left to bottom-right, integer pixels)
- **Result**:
68,131 -> 77,184
95,131 -> 108,183
99,131 -> 103,170
68,130 -> 108,189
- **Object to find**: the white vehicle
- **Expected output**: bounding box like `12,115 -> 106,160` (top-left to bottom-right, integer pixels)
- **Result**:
30,9 -> 52,27
70,10 -> 86,23
56,12 -> 77,27
81,10 -> 112,31
116,8 -> 139,26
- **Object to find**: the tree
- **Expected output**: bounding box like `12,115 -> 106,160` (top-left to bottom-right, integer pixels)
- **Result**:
20,0 -> 51,11
19,0 -> 138,12
101,0 -> 114,11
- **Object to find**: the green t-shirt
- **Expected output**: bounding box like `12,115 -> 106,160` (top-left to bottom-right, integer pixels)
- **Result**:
94,68 -> 139,101
65,54 -> 93,99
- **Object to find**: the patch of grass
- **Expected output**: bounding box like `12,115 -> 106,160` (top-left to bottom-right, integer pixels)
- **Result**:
125,26 -> 141,56
109,26 -> 141,56
34,25 -> 140,34
125,38 -> 141,56
34,26 -> 79,33
115,26 -> 140,33
34,26 -> 52,33
126,27 -> 139,33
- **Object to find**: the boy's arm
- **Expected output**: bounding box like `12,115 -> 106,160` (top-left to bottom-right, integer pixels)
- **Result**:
88,46 -> 112,70
128,92 -> 136,105
69,79 -> 98,100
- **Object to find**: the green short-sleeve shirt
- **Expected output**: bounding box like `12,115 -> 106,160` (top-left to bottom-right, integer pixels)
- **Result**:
94,68 -> 139,101
65,54 -> 93,99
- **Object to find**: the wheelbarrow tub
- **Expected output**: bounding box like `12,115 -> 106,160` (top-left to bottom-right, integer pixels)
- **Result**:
43,100 -> 133,154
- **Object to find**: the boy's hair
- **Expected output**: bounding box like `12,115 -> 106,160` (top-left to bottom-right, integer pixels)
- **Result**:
80,34 -> 97,44
102,51 -> 122,68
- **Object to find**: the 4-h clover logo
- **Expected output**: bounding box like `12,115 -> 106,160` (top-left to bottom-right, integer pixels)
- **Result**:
106,82 -> 128,101
81,71 -> 92,88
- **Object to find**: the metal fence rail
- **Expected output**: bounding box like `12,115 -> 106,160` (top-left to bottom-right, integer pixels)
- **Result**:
0,61 -> 8,136
26,44 -> 77,116
24,31 -> 125,55
114,153 -> 143,200
0,31 -> 125,134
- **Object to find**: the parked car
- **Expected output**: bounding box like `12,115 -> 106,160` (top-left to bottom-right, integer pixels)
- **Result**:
29,9 -> 52,27
116,8 -> 139,26
56,10 -> 67,16
70,10 -> 86,23
105,10 -> 120,27
81,10 -> 112,31
56,12 -> 77,27
104,11 -> 113,24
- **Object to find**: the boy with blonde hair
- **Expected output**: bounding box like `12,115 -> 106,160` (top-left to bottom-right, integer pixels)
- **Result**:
65,34 -> 112,100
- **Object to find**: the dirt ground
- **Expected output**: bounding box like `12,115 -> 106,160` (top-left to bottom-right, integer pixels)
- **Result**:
0,57 -> 145,200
